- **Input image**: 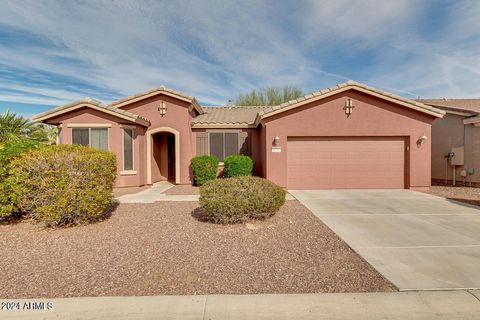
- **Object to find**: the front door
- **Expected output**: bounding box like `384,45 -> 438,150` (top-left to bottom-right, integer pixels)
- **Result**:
167,133 -> 175,181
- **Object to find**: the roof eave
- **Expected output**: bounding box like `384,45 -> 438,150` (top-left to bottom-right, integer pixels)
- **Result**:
191,98 -> 205,115
32,103 -> 150,127
424,105 -> 477,117
191,123 -> 257,129
463,116 -> 480,125
110,88 -> 204,114
260,82 -> 445,120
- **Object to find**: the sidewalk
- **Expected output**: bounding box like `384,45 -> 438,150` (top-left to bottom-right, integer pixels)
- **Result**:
116,182 -> 296,203
2,291 -> 479,320
117,182 -> 199,203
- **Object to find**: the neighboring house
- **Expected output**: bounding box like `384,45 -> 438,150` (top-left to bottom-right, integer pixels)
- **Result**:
419,99 -> 480,186
33,81 -> 444,189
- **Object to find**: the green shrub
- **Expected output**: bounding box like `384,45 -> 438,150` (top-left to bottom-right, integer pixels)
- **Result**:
0,139 -> 40,218
223,155 -> 253,178
8,144 -> 117,226
191,155 -> 219,186
199,176 -> 285,224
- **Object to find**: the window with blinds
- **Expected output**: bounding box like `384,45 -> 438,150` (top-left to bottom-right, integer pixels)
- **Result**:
123,128 -> 134,170
72,128 -> 108,150
72,128 -> 89,146
208,132 -> 239,161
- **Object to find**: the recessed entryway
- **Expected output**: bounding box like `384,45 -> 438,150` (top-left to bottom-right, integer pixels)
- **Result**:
151,132 -> 176,183
146,127 -> 180,184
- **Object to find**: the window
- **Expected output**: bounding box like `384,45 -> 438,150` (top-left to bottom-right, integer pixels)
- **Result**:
56,127 -> 62,145
209,132 -> 239,161
72,128 -> 108,150
123,128 -> 134,170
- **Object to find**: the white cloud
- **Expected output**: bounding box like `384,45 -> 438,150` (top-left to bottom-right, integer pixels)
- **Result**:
303,0 -> 419,43
0,0 -> 479,109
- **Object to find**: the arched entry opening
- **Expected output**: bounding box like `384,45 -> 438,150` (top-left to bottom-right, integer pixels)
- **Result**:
146,127 -> 180,184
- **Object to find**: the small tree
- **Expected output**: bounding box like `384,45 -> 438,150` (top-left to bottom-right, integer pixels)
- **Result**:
0,109 -> 56,143
234,85 -> 304,106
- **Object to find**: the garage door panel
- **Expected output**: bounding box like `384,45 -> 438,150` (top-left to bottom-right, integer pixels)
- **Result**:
287,137 -> 405,189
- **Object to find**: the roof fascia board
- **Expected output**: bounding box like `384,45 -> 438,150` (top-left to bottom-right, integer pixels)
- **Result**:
260,86 -> 445,120
112,90 -> 204,114
444,110 -> 475,116
463,116 -> 480,125
191,123 -> 257,129
33,103 -> 149,126
112,91 -> 191,107
426,105 -> 476,117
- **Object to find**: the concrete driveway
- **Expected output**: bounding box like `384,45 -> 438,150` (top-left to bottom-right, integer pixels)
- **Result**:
289,189 -> 480,291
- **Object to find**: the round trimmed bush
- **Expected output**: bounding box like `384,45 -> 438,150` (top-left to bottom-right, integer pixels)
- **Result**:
0,139 -> 40,219
199,176 -> 285,224
223,155 -> 253,177
9,144 -> 117,226
191,155 -> 219,186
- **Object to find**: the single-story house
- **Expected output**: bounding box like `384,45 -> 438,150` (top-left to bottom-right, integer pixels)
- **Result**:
419,99 -> 480,186
33,80 -> 444,189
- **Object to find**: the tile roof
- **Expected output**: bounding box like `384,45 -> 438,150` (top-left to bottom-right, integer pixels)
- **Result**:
191,106 -> 269,127
418,99 -> 480,115
108,86 -> 204,114
257,80 -> 445,120
32,98 -> 151,126
33,81 -> 446,129
194,81 -> 445,127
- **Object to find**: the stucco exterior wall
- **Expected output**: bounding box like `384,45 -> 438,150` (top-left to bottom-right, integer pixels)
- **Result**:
42,89 -> 440,189
466,124 -> 480,183
47,93 -> 196,187
262,90 -> 436,189
191,128 -> 263,176
432,113 -> 480,184
120,94 -> 196,185
46,108 -> 145,187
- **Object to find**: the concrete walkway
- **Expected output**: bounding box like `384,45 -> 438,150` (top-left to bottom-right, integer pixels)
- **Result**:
117,182 -> 296,203
117,182 -> 199,203
2,291 -> 479,319
290,189 -> 480,291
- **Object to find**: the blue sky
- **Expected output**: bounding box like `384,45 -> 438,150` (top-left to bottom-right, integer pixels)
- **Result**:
1,0 -> 479,117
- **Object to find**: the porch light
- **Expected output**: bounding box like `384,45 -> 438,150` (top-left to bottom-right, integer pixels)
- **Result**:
158,101 -> 167,117
273,136 -> 280,146
343,98 -> 354,117
417,134 -> 428,145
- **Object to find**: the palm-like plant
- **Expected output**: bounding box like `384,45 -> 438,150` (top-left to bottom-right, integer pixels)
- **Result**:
0,110 -> 54,143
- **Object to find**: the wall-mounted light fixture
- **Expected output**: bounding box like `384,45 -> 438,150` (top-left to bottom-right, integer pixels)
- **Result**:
273,136 -> 280,146
417,134 -> 428,145
343,98 -> 354,117
158,101 -> 167,117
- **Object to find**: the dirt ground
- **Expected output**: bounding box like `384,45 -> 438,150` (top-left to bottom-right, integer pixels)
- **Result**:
0,201 -> 395,298
422,185 -> 480,207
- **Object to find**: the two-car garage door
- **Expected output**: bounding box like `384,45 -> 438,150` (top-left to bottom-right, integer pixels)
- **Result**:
287,137 -> 406,189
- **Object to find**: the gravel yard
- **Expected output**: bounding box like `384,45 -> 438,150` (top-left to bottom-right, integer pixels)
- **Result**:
422,185 -> 480,207
0,201 -> 395,298
164,185 -> 200,195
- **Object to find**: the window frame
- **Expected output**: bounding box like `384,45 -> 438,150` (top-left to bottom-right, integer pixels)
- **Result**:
207,130 -> 240,162
71,126 -> 110,150
121,125 -> 135,173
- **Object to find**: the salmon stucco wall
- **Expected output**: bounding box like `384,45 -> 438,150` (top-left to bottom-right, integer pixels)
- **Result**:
191,128 -> 263,177
119,94 -> 197,185
432,113 -> 480,184
46,107 -> 145,187
262,90 -> 436,189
